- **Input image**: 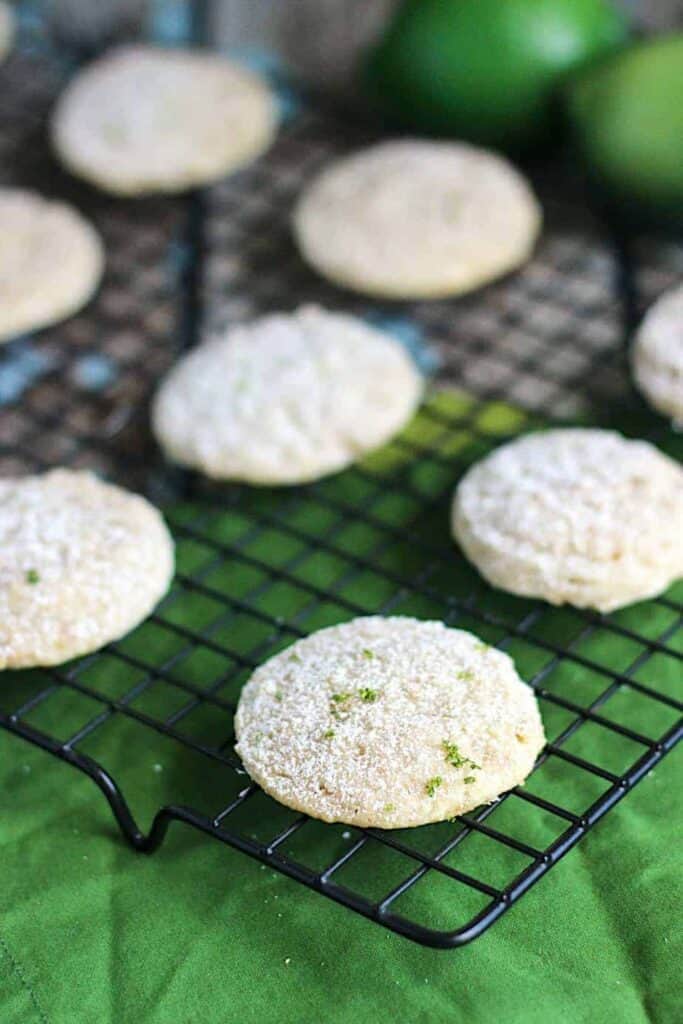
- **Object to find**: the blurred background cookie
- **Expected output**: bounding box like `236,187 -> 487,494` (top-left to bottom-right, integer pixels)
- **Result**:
632,283 -> 683,427
152,305 -> 423,485
51,44 -> 278,195
0,188 -> 103,344
294,140 -> 541,300
452,429 -> 683,612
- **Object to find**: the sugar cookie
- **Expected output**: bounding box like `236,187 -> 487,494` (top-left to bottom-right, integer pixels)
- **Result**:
0,189 -> 103,344
52,45 -> 277,195
152,305 -> 423,485
293,140 -> 541,299
0,470 -> 174,669
235,616 -> 544,828
452,429 -> 683,612
632,284 -> 683,427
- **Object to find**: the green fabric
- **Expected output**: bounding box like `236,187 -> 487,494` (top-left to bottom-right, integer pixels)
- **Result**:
1,392 -> 681,1023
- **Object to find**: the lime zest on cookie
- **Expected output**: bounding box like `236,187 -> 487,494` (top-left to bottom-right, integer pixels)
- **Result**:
425,776 -> 443,798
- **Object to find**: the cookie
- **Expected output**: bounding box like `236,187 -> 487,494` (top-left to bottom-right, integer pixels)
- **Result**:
152,305 -> 423,485
51,45 -> 277,196
632,284 -> 683,427
293,140 -> 541,299
0,189 -> 103,344
452,429 -> 683,612
0,470 -> 174,669
0,2 -> 14,63
234,617 -> 545,828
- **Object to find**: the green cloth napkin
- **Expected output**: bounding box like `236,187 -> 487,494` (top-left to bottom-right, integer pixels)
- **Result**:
1,392 -> 680,1023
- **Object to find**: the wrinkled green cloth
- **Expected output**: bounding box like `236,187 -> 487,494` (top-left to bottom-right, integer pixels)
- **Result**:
0,392 -> 681,1024
1,732 -> 679,1024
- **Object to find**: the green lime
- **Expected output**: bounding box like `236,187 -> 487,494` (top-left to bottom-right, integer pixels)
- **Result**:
567,34 -> 683,227
365,0 -> 629,150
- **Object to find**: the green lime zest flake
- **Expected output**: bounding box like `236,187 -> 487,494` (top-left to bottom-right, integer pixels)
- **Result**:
359,687 -> 378,703
288,652 -> 302,664
330,692 -> 353,719
442,740 -> 480,774
323,729 -> 335,740
253,731 -> 264,744
475,641 -> 490,653
25,569 -> 40,584
457,669 -> 475,682
274,691 -> 283,702
464,776 -> 476,785
383,803 -> 395,814
425,776 -> 443,798
362,648 -> 374,659
442,740 -> 467,769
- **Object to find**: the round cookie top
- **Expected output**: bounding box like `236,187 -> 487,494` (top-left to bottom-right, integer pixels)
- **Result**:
452,429 -> 683,612
51,45 -> 278,195
293,139 -> 541,299
0,470 -> 174,669
632,284 -> 683,427
152,305 -> 423,485
234,616 -> 545,828
0,2 -> 14,63
0,188 -> 103,344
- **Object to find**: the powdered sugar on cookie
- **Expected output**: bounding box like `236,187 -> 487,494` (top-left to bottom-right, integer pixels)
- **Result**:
632,284 -> 683,427
235,617 -> 544,828
293,139 -> 541,299
0,470 -> 174,668
52,45 -> 277,195
452,428 -> 683,612
0,189 -> 103,344
152,305 -> 423,485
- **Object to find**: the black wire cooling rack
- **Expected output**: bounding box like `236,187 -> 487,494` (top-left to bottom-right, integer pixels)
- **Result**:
0,3 -> 681,949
